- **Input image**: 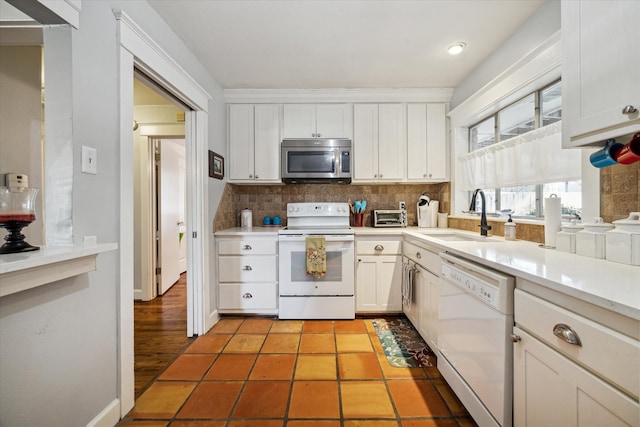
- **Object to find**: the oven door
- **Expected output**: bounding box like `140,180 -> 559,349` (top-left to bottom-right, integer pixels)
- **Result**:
278,234 -> 355,296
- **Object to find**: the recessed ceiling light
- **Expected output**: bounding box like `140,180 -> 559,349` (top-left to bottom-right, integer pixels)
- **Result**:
447,42 -> 466,55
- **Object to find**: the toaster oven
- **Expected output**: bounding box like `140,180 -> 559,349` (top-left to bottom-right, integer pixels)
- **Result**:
373,210 -> 407,227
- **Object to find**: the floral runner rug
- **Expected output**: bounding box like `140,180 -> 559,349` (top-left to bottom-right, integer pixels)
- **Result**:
372,317 -> 436,368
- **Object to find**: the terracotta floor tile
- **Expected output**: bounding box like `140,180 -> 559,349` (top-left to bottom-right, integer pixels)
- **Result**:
369,332 -> 385,352
176,382 -> 243,419
294,354 -> 337,380
237,318 -> 274,334
345,421 -> 399,427
335,334 -> 373,352
250,354 -> 296,380
128,381 -> 196,418
401,420 -> 459,427
210,318 -> 243,334
341,381 -> 395,418
287,422 -> 340,427
388,380 -> 450,417
261,333 -> 301,353
228,421 -> 283,427
232,381 -> 290,418
118,422 -> 169,427
270,320 -> 303,333
334,319 -> 367,333
302,320 -> 334,333
186,334 -> 231,353
338,353 -> 383,379
159,354 -> 216,380
299,333 -> 336,353
223,334 -> 266,353
377,353 -> 427,379
288,381 -> 340,419
364,319 -> 378,334
203,354 -> 256,380
432,378 -> 471,417
170,422 -> 226,427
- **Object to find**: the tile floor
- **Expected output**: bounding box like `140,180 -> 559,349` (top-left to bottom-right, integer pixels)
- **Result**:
120,317 -> 478,427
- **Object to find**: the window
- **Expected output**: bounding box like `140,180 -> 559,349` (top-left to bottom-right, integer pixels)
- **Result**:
467,80 -> 581,219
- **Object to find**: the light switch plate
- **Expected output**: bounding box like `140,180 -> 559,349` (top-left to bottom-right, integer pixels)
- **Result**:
82,145 -> 97,175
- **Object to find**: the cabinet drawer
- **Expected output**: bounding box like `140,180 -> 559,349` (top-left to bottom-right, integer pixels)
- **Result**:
357,239 -> 402,255
403,241 -> 440,275
515,289 -> 639,399
217,239 -> 276,255
219,283 -> 277,310
218,256 -> 277,282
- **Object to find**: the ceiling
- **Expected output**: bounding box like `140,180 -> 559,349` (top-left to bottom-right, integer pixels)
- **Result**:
147,0 -> 546,90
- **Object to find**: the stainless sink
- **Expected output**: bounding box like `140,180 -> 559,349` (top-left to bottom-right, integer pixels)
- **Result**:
423,232 -> 501,243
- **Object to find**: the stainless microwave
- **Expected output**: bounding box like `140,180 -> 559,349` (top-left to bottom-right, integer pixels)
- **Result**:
281,139 -> 351,184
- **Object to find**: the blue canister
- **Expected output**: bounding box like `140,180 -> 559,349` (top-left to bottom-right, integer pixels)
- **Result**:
590,139 -> 624,168
263,216 -> 271,226
272,216 -> 281,226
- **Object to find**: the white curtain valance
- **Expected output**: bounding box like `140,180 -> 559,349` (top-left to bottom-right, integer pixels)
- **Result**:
458,121 -> 581,191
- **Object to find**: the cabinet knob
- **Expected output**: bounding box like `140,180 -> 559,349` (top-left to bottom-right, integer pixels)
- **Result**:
553,323 -> 582,346
428,173 -> 432,178
317,133 -> 321,137
255,175 -> 259,179
242,245 -> 252,250
242,293 -> 253,299
416,252 -> 422,259
379,174 -> 383,178
242,265 -> 253,271
510,334 -> 521,343
374,244 -> 384,251
312,133 -> 317,137
374,174 -> 378,178
622,105 -> 638,115
249,174 -> 253,178
423,174 -> 427,178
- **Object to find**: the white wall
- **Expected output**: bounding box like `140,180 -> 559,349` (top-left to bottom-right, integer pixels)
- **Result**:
0,1 -> 226,425
450,0 -> 560,109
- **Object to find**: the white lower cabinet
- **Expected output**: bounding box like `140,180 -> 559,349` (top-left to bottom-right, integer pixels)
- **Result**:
355,237 -> 402,312
513,289 -> 639,427
403,239 -> 441,351
216,235 -> 278,314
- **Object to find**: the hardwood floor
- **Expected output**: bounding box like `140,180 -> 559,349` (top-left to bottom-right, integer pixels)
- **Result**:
134,273 -> 194,397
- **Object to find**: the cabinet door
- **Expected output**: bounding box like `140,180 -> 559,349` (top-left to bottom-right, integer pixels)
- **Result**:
283,104 -> 316,138
562,0 -> 640,147
427,271 -> 439,351
253,104 -> 281,181
513,327 -> 638,427
377,104 -> 405,181
316,104 -> 351,138
407,104 -> 448,181
356,255 -> 402,312
353,104 -> 379,181
228,104 -> 254,180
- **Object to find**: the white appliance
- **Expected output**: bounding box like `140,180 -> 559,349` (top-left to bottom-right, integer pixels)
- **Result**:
278,202 -> 355,319
438,252 -> 515,427
417,194 -> 438,228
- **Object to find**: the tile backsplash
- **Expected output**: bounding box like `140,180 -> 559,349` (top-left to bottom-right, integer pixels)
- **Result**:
214,183 -> 450,231
213,162 -> 640,243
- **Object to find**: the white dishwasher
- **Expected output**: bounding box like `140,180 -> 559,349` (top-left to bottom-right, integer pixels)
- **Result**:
438,252 -> 515,427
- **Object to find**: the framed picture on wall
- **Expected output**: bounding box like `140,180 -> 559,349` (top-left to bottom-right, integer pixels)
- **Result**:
209,151 -> 224,179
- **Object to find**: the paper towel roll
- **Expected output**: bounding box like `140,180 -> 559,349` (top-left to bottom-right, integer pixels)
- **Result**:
544,195 -> 562,247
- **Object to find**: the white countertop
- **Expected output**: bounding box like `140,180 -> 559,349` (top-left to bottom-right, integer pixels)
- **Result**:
0,243 -> 118,274
213,225 -> 640,320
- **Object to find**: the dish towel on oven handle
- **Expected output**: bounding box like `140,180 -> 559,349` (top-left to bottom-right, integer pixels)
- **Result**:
401,262 -> 414,309
306,236 -> 326,278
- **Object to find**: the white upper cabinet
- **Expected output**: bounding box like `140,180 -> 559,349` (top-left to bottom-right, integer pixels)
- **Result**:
283,104 -> 352,139
407,103 -> 448,181
562,0 -> 640,148
228,104 -> 281,183
353,103 -> 405,182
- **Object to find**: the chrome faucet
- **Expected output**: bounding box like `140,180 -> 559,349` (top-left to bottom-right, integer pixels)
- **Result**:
470,188 -> 492,237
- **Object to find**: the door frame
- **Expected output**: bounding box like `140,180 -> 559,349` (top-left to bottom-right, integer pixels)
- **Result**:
115,10 -> 212,417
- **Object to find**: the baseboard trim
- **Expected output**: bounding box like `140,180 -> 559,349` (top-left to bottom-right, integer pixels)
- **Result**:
86,398 -> 120,427
133,288 -> 143,300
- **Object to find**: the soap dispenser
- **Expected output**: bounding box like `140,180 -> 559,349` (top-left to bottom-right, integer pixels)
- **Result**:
504,215 -> 516,240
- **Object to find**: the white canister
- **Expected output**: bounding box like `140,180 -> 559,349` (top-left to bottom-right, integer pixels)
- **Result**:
575,217 -> 613,259
437,212 -> 448,228
240,209 -> 252,228
606,212 -> 640,266
556,220 -> 584,254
